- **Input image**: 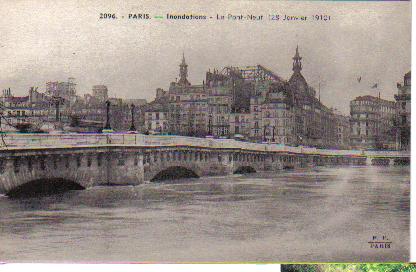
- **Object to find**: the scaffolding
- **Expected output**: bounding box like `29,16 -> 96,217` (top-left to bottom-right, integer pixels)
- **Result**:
221,65 -> 283,82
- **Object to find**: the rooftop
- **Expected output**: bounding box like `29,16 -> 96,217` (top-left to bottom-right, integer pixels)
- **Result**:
352,95 -> 395,104
5,96 -> 29,103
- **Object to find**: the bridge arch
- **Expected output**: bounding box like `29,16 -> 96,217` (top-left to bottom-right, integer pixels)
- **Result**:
151,166 -> 199,182
6,178 -> 85,198
233,165 -> 257,174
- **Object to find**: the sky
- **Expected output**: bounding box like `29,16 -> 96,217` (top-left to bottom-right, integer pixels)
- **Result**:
0,0 -> 411,114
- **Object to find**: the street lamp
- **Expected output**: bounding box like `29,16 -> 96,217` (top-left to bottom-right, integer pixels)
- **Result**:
129,103 -> 136,131
52,96 -> 62,122
104,100 -> 112,130
263,125 -> 267,142
272,125 -> 276,142
208,114 -> 212,136
55,99 -> 60,122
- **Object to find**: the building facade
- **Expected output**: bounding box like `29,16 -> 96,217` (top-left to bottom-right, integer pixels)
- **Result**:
46,78 -> 77,105
167,54 -> 208,137
350,95 -> 397,149
143,94 -> 169,134
333,110 -> 351,149
92,85 -> 109,103
395,71 -> 411,151
229,111 -> 251,139
206,69 -> 232,137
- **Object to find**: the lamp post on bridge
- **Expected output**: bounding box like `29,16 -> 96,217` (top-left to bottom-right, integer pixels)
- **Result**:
263,125 -> 267,142
104,100 -> 112,130
208,114 -> 212,136
55,99 -> 60,122
129,104 -> 136,131
52,96 -> 64,131
272,125 -> 276,143
52,96 -> 63,122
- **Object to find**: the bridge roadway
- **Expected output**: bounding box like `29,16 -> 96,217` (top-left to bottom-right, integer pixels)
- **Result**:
0,133 -> 410,195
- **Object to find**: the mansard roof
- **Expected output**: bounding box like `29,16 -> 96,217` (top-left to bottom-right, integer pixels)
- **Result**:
289,71 -> 308,89
405,71 -> 411,78
5,96 -> 29,103
352,95 -> 395,105
144,96 -> 169,112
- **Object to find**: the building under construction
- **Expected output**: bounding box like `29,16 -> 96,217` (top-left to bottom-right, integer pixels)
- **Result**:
163,47 -> 349,148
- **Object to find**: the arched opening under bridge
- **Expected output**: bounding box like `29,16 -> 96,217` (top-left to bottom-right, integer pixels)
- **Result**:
233,166 -> 256,174
151,166 -> 199,182
6,178 -> 85,198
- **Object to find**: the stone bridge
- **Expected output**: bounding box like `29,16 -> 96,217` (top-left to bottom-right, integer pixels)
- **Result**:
0,134 -> 409,196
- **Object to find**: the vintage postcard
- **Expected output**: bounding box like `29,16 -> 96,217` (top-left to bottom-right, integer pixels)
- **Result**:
0,0 -> 411,263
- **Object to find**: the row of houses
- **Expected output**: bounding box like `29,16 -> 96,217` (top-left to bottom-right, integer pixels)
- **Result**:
144,49 -> 410,150
0,81 -> 147,132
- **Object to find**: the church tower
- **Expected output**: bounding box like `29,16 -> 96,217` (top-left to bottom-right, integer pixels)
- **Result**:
178,53 -> 190,86
292,45 -> 302,73
289,45 -> 308,92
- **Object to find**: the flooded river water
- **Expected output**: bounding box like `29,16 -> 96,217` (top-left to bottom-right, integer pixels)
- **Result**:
0,166 -> 409,262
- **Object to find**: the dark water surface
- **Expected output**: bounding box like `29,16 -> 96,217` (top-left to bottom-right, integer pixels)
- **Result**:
0,166 -> 409,262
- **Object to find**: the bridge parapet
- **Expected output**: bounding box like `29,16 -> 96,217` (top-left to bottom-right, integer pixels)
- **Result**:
0,133 -> 409,159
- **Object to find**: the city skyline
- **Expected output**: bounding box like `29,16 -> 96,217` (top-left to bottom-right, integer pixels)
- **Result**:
0,0 -> 411,114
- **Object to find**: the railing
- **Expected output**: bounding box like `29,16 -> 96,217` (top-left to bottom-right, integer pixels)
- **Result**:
0,133 -> 409,157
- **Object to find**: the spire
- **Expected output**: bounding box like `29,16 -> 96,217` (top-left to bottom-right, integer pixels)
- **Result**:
181,52 -> 186,65
292,45 -> 302,73
178,52 -> 190,86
